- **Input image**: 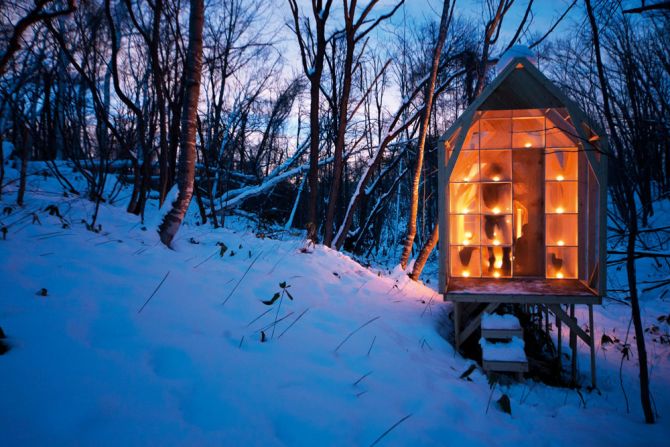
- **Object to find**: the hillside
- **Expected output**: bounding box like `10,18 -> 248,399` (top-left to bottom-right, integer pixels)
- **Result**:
0,162 -> 668,446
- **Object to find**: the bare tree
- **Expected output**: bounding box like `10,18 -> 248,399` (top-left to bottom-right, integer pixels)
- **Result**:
158,0 -> 204,247
584,0 -> 655,424
0,0 -> 76,76
398,0 -> 452,269
288,0 -> 334,242
322,0 -> 404,246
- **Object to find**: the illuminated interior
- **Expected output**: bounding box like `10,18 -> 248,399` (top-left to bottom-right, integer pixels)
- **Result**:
448,109 -> 579,279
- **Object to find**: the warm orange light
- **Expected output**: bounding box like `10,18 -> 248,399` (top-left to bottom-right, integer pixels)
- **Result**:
557,240 -> 565,246
465,231 -> 473,239
462,271 -> 470,278
462,208 -> 469,214
494,259 -> 503,269
463,239 -> 470,246
492,207 -> 501,215
493,239 -> 501,246
556,207 -> 564,214
493,271 -> 501,278
524,142 -> 532,148
463,177 -> 470,182
493,176 -> 500,182
556,175 -> 564,181
556,272 -> 564,279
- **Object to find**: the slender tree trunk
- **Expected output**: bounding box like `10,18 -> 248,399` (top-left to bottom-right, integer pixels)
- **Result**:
324,33 -> 354,246
625,191 -> 655,423
158,0 -> 204,247
585,0 -> 654,423
399,0 -> 450,269
411,220 -> 438,279
17,125 -> 30,207
306,72 -> 322,242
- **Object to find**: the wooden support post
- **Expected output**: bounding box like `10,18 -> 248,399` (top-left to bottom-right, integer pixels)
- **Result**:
459,302 -> 499,346
570,304 -> 577,384
589,304 -> 596,388
545,306 -> 549,334
454,302 -> 461,352
556,312 -> 562,370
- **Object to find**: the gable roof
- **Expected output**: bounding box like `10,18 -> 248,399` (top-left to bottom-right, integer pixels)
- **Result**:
440,57 -> 605,145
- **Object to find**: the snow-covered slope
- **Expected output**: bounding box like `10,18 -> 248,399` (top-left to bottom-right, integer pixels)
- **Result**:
0,162 -> 668,446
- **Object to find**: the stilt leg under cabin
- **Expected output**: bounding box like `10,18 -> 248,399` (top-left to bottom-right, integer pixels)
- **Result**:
451,291 -> 598,387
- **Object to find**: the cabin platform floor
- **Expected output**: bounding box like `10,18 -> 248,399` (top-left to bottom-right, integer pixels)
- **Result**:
446,277 -> 600,304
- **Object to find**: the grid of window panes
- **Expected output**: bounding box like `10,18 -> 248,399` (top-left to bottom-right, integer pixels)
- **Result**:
544,113 -> 579,279
448,109 -> 579,279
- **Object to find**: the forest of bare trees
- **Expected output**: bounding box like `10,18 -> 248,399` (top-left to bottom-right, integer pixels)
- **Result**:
0,0 -> 665,259
1,0 -> 669,426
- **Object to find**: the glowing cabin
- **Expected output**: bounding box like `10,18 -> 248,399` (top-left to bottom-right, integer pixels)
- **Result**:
438,55 -> 607,385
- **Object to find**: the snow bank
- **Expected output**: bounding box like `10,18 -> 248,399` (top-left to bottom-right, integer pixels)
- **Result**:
0,162 -> 668,446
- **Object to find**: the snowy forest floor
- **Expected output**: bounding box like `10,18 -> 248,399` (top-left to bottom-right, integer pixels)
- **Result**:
1,162 -> 669,446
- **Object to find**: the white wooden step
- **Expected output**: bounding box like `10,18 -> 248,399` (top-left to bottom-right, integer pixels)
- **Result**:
480,336 -> 528,373
481,313 -> 523,339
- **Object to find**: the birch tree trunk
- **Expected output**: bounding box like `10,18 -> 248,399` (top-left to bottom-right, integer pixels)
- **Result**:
158,0 -> 204,247
399,0 -> 450,269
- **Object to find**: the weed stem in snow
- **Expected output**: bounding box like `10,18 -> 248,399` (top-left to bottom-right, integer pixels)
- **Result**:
369,413 -> 412,447
138,271 -> 170,314
335,316 -> 380,353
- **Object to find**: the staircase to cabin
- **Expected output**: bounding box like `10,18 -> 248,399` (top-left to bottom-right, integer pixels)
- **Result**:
479,313 -> 528,377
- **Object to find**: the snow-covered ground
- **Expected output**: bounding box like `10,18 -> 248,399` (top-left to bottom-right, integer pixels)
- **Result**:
0,162 -> 668,446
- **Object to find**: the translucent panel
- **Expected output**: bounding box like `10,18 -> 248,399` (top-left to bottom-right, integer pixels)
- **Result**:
480,118 -> 512,149
451,150 -> 479,182
481,183 -> 512,215
450,183 -> 479,214
545,118 -> 578,147
546,214 -> 578,246
481,246 -> 512,278
481,214 -> 513,247
450,246 -> 481,277
480,150 -> 511,182
545,148 -> 578,181
513,117 -> 545,148
450,215 -> 480,246
546,181 -> 578,214
481,110 -> 511,119
546,247 -> 578,279
512,109 -> 544,118
463,121 -> 480,150
446,126 -> 461,149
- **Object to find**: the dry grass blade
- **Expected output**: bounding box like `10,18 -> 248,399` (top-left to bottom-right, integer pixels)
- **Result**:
369,413 -> 413,447
222,251 -> 263,306
278,307 -> 310,339
138,271 -> 170,314
335,316 -> 380,353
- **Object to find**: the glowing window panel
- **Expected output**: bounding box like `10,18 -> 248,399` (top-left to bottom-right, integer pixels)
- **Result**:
449,183 -> 480,214
481,215 -> 513,246
480,150 -> 512,182
546,148 -> 578,182
481,183 -> 512,215
546,247 -> 578,279
451,150 -> 480,183
545,181 -> 578,214
450,246 -> 482,278
512,117 -> 545,148
546,214 -> 578,247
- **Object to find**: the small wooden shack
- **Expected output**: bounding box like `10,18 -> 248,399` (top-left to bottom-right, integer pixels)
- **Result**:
437,55 -> 607,385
